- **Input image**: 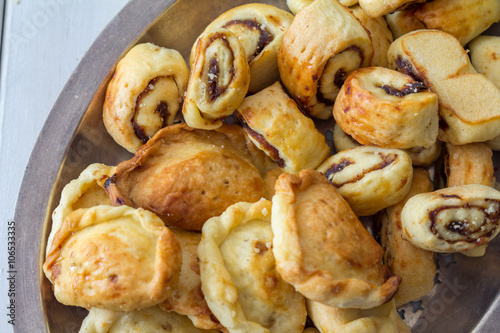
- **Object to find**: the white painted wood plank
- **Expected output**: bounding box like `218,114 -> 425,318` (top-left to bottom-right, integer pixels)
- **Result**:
0,1 -> 129,331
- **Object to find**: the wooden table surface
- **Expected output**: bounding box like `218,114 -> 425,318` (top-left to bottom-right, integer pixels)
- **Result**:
0,1 -> 129,331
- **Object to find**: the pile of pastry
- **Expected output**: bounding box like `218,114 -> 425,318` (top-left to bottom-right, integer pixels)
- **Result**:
43,0 -> 500,332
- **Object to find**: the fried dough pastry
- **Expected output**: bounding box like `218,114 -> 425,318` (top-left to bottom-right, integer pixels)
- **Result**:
333,67 -> 439,149
79,306 -> 219,333
401,184 -> 500,253
316,146 -> 413,216
358,0 -> 426,18
469,35 -> 500,89
350,6 -> 394,68
307,299 -> 410,333
444,143 -> 495,188
199,200 -> 307,333
183,28 -> 250,130
388,30 -> 500,145
237,82 -> 330,173
379,168 -> 436,306
272,169 -> 401,309
104,123 -> 266,231
103,43 -> 189,152
286,0 -> 359,15
43,205 -> 182,311
191,4 -> 294,94
47,163 -> 115,256
160,228 -> 225,331
278,0 -> 373,119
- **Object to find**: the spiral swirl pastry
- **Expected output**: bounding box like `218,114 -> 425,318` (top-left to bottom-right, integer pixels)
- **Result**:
333,67 -> 439,149
103,43 -> 189,153
317,146 -> 413,216
278,0 -> 373,119
333,123 -> 442,167
237,81 -> 330,173
388,30 -> 500,145
183,28 -> 250,130
401,184 -> 500,253
191,4 -> 294,94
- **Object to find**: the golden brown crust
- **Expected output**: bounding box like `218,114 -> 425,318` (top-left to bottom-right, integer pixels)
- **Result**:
183,28 -> 250,130
104,123 -> 266,231
358,0 -> 426,18
79,306 -> 219,333
47,163 -> 115,257
278,0 -> 373,119
159,228 -> 225,331
388,29 -> 500,145
333,67 -> 439,149
191,4 -> 294,94
379,168 -> 436,306
401,184 -> 500,253
43,205 -> 182,311
237,81 -> 330,173
199,200 -> 307,333
350,6 -> 394,68
103,43 -> 189,152
307,299 -> 411,333
316,146 -> 413,216
272,169 -> 401,309
445,143 -> 495,188
414,0 -> 500,46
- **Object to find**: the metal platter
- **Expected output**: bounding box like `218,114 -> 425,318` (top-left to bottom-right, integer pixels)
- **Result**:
14,0 -> 500,332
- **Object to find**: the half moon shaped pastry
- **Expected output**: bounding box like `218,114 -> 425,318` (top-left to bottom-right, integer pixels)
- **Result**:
316,146 -> 413,216
388,30 -> 500,145
43,205 -> 182,311
103,43 -> 189,152
198,200 -> 307,333
444,143 -> 495,188
401,184 -> 500,253
104,123 -> 266,231
469,35 -> 500,89
333,67 -> 439,149
379,168 -> 436,306
79,306 -> 219,333
272,169 -> 401,309
191,4 -> 294,94
286,0 -> 359,15
183,28 -> 250,130
160,228 -> 225,331
278,0 -> 373,119
307,299 -> 410,333
237,81 -> 330,173
47,163 -> 115,256
358,0 -> 426,18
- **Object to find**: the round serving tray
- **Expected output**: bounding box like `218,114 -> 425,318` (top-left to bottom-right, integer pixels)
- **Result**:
14,0 -> 500,332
